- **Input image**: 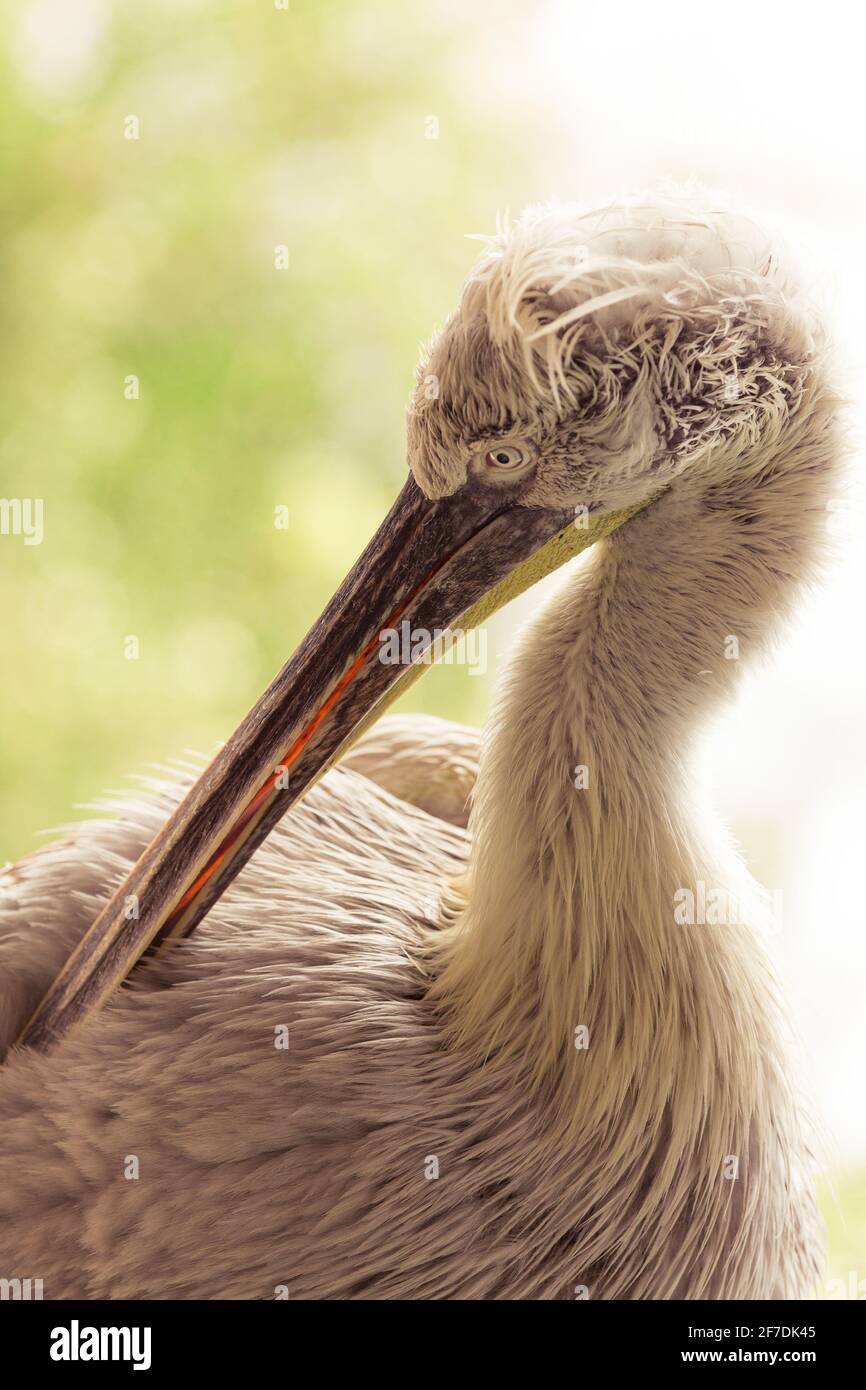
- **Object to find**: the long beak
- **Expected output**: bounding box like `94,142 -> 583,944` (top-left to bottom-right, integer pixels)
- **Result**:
17,474 -> 645,1051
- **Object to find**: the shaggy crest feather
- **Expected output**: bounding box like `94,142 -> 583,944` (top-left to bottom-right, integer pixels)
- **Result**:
409,189 -> 821,501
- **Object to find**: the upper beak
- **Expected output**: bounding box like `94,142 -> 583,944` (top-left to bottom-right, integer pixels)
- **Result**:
18,472 -> 642,1050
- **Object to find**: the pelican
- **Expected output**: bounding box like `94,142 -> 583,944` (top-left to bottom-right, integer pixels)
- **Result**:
0,191 -> 840,1299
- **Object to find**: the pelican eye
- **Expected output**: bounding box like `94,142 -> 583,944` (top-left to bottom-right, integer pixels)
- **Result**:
484,443 -> 532,472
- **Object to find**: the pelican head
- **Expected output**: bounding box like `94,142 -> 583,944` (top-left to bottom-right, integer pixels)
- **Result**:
19,190 -> 830,1050
408,195 -> 820,512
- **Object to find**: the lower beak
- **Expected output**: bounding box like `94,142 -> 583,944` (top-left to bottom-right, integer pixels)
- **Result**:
18,473 -> 642,1050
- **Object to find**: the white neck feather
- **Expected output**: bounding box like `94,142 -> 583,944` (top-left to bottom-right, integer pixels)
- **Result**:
429,379 -> 840,1128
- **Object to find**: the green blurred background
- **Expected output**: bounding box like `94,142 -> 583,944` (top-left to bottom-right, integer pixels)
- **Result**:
0,0 -> 863,1294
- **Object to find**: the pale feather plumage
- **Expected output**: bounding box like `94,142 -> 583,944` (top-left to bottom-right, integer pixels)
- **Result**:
341,714 -> 480,828
0,190 -> 842,1297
